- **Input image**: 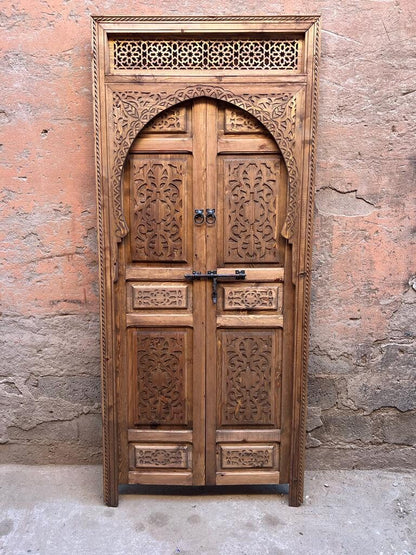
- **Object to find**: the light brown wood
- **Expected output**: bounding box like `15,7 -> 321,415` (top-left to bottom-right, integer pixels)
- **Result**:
128,429 -> 193,442
128,472 -> 193,485
216,430 -> 281,442
216,315 -> 284,328
126,314 -> 194,327
92,15 -> 320,507
216,472 -> 280,485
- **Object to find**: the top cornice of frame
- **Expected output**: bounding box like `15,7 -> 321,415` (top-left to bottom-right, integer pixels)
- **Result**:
92,15 -> 320,23
92,15 -> 320,33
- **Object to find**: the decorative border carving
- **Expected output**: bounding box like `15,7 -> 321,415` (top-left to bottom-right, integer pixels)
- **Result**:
111,86 -> 299,241
92,18 -> 113,507
93,15 -> 320,23
293,18 -> 321,508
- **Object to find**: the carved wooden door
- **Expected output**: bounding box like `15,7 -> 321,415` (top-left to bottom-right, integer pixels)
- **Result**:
119,98 -> 291,489
93,15 -> 320,507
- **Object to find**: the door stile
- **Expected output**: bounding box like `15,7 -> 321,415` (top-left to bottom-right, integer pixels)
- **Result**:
204,100 -> 220,485
289,23 -> 320,505
279,214 -> 295,484
191,99 -> 208,485
117,159 -> 131,484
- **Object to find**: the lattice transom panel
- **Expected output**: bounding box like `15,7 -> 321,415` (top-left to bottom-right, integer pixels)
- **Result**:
112,39 -> 300,71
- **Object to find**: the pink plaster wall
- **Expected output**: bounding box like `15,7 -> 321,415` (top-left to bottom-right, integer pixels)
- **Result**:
1,1 -> 415,467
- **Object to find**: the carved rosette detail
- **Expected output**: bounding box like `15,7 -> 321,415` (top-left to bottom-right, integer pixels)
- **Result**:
111,86 -> 299,241
224,287 -> 279,310
113,39 -> 299,71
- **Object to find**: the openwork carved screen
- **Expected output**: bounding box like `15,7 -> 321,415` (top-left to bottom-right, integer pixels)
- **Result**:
111,39 -> 300,71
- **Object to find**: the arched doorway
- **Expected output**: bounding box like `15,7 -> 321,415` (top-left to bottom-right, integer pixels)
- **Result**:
116,98 -> 294,488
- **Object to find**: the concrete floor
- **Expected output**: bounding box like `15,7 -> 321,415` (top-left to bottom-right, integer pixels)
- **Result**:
0,466 -> 414,555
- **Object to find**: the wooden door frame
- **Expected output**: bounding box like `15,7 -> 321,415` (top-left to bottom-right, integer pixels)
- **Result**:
92,15 -> 321,507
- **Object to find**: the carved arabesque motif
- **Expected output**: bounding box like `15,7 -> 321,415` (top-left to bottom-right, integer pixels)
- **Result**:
132,285 -> 188,309
134,445 -> 189,468
112,39 -> 299,71
224,107 -> 263,133
225,158 -> 279,262
131,158 -> 186,261
221,445 -> 274,468
144,106 -> 187,133
220,331 -> 275,426
111,86 -> 298,241
136,330 -> 188,426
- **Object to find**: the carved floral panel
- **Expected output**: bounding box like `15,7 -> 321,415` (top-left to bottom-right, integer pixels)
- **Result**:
219,330 -> 278,426
130,155 -> 189,262
223,157 -> 280,263
136,329 -> 190,426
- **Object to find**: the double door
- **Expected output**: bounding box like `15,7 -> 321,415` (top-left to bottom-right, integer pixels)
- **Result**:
117,98 -> 294,486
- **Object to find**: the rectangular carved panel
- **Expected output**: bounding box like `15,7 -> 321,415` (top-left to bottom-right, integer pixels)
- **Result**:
131,444 -> 191,469
219,444 -> 276,469
112,39 -> 300,71
223,284 -> 282,311
135,329 -> 191,426
221,157 -> 280,264
130,155 -> 189,262
143,106 -> 187,134
131,284 -> 189,309
218,329 -> 279,427
224,107 -> 263,134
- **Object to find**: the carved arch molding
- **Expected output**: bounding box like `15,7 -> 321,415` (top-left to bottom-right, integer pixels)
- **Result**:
111,86 -> 299,241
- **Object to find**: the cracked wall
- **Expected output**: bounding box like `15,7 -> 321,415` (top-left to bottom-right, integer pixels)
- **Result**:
1,0 -> 415,468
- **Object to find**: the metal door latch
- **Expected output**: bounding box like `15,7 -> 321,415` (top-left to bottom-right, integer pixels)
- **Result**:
184,269 -> 246,304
